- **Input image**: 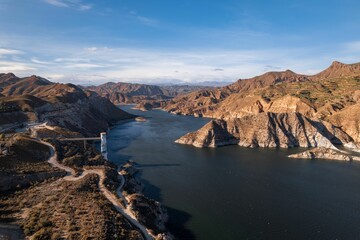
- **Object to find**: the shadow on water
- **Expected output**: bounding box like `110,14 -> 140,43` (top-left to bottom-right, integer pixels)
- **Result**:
166,207 -> 196,240
136,169 -> 196,239
0,224 -> 25,240
137,169 -> 196,239
138,163 -> 182,168
137,171 -> 163,202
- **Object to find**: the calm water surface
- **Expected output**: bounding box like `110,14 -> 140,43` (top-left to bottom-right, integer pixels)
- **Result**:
108,106 -> 360,240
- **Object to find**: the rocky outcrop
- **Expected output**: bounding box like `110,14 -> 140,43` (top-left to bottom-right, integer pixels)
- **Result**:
176,112 -> 352,148
288,147 -> 360,161
120,161 -> 173,239
175,119 -> 239,147
128,194 -> 169,235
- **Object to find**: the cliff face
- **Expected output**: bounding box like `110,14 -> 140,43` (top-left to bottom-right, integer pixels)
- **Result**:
176,112 -> 351,149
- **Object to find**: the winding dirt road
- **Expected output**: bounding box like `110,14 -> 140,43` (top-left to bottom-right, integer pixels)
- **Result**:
41,139 -> 155,240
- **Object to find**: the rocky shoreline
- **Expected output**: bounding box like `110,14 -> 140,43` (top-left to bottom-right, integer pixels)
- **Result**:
288,147 -> 360,161
175,112 -> 360,161
120,161 -> 173,239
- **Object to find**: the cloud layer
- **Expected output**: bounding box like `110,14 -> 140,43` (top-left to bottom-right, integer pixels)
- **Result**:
45,0 -> 92,11
1,42 -> 358,85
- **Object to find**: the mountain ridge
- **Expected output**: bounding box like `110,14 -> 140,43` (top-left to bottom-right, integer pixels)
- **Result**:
0,74 -> 134,136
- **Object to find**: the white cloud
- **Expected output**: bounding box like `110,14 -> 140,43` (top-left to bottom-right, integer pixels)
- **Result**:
129,11 -> 158,27
31,58 -> 51,65
45,74 -> 65,80
29,46 -> 328,84
136,16 -> 158,27
0,48 -> 23,56
45,0 -> 68,7
79,4 -> 92,11
44,0 -> 93,11
1,38 -> 359,85
64,63 -> 103,68
0,61 -> 36,72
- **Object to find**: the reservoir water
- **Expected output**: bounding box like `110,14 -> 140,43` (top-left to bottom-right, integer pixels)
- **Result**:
108,106 -> 360,240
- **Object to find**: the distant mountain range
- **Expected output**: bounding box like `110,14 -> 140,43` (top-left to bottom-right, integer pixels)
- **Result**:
86,82 -> 212,105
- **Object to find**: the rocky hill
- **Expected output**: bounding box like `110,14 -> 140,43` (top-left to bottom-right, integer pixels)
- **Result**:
0,74 -> 134,136
311,61 -> 360,80
173,61 -> 360,159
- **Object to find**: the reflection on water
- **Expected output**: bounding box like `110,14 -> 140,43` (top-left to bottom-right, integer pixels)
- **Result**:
108,106 -> 360,240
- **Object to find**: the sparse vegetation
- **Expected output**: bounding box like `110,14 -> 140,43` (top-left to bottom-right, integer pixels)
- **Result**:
0,175 -> 143,239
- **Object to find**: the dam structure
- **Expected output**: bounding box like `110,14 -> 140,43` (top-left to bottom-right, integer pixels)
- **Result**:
59,132 -> 108,160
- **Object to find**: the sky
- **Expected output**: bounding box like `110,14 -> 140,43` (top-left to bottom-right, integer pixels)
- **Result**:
0,0 -> 360,85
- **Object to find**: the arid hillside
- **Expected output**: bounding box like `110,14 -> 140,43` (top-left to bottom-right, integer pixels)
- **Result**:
172,61 -> 360,157
0,74 -> 134,136
165,61 -> 360,118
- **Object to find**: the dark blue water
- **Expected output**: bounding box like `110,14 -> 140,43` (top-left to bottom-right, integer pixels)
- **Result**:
108,106 -> 360,240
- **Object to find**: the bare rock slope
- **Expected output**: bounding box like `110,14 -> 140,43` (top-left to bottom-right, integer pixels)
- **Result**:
176,112 -> 351,149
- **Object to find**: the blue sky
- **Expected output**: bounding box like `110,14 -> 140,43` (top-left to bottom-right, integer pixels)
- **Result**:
0,0 -> 360,85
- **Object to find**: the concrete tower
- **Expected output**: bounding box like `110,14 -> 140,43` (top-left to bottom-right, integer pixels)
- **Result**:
100,132 -> 108,160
